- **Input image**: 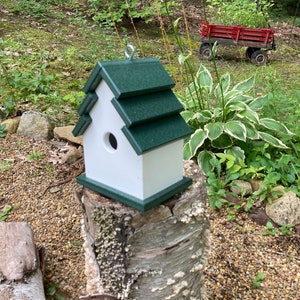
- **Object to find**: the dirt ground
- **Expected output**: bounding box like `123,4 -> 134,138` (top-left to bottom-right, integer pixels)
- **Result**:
1,133 -> 300,299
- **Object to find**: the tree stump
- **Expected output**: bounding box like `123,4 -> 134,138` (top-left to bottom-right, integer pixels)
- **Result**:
0,222 -> 46,300
78,161 -> 210,300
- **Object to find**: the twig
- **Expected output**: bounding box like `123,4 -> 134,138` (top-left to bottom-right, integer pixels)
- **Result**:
268,250 -> 300,261
39,159 -> 84,197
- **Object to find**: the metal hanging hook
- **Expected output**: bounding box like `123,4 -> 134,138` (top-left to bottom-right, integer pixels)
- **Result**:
125,44 -> 135,61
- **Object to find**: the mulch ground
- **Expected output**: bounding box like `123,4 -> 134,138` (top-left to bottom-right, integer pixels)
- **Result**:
1,133 -> 299,299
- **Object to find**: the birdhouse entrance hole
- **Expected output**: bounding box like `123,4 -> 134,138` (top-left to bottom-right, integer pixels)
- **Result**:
104,132 -> 118,152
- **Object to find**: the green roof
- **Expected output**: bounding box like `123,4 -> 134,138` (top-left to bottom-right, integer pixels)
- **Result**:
111,90 -> 183,126
73,57 -> 191,154
83,58 -> 175,98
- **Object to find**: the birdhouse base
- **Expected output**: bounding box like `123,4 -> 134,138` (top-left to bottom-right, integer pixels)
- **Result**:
76,174 -> 192,211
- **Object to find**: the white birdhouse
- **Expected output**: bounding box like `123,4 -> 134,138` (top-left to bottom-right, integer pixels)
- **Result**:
73,46 -> 192,211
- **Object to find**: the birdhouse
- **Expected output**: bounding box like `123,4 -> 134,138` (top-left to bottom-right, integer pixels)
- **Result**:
73,46 -> 192,211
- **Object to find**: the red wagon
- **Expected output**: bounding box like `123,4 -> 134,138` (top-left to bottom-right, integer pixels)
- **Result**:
200,20 -> 276,65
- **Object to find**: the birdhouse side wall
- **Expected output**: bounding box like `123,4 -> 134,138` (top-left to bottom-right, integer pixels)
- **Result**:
142,139 -> 184,199
83,81 -> 146,198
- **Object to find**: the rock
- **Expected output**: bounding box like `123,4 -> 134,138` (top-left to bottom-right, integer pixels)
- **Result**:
265,191 -> 300,226
230,180 -> 253,196
0,110 -> 6,121
248,179 -> 262,192
64,146 -> 83,164
249,208 -> 272,226
17,111 -> 55,140
0,117 -> 20,134
54,125 -> 83,145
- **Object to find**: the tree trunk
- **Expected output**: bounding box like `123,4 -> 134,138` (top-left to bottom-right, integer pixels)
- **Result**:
78,161 -> 210,300
0,222 -> 46,300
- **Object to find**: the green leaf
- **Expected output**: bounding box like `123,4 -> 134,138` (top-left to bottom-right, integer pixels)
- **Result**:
225,92 -> 253,104
181,110 -> 194,122
226,101 -> 248,113
253,272 -> 265,289
249,95 -> 268,111
176,92 -> 188,109
258,131 -> 289,149
243,122 -> 260,140
214,72 -> 230,99
225,146 -> 245,161
224,89 -> 242,100
205,122 -> 223,141
233,76 -> 254,92
178,52 -> 192,65
237,108 -> 259,124
189,129 -> 208,156
196,64 -> 213,94
173,17 -> 181,34
186,80 -> 198,96
197,150 -> 215,176
197,110 -> 212,123
211,133 -> 233,149
224,120 -> 246,142
183,142 -> 192,160
0,205 -> 13,222
259,118 -> 294,136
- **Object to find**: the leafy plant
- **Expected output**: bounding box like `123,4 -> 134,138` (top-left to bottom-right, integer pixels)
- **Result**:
205,156 -> 240,209
264,221 -> 294,236
264,221 -> 278,236
207,0 -> 274,28
10,0 -> 50,20
0,161 -> 11,171
253,272 -> 265,288
0,62 -> 60,117
279,224 -> 294,235
46,283 -> 65,300
26,151 -> 43,162
252,172 -> 283,204
87,0 -> 179,26
0,123 -> 6,138
177,61 -> 293,176
0,205 -> 13,222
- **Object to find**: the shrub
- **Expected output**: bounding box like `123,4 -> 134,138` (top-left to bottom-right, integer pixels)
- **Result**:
87,0 -> 180,26
207,0 -> 274,28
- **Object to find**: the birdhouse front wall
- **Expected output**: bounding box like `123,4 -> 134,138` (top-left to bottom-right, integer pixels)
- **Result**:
82,80 -> 186,200
141,139 -> 184,198
83,80 -> 143,196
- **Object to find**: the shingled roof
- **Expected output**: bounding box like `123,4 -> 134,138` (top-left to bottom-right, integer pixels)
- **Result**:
73,57 -> 191,154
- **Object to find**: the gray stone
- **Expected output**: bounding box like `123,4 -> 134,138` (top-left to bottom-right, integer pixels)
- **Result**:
230,180 -> 253,196
54,125 -> 83,145
266,191 -> 300,226
1,117 -> 20,134
17,111 -> 55,140
248,179 -> 262,192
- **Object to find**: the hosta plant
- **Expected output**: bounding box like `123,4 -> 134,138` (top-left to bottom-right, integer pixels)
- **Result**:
176,63 -> 294,176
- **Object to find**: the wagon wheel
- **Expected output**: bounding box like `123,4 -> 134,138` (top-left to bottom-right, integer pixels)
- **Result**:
250,50 -> 268,66
245,47 -> 260,60
200,43 -> 212,60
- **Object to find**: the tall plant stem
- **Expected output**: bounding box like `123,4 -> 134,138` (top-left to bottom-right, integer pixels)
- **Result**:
105,0 -> 124,48
124,0 -> 145,57
202,0 -> 225,118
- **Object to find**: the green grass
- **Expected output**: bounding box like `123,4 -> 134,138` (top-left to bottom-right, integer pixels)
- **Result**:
0,0 -> 299,135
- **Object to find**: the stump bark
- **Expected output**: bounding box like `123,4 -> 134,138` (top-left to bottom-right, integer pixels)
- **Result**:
0,222 -> 46,300
78,161 -> 210,300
